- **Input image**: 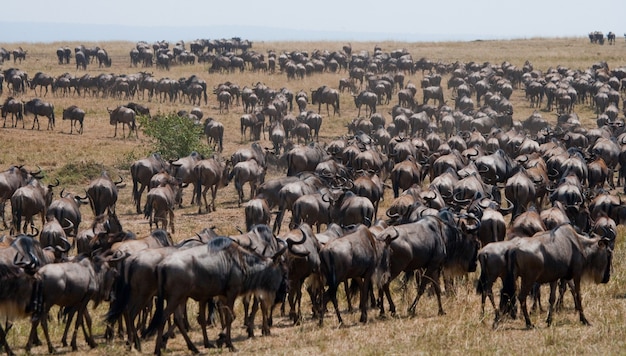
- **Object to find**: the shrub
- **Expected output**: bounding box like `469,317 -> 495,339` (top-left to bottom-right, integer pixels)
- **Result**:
138,113 -> 211,159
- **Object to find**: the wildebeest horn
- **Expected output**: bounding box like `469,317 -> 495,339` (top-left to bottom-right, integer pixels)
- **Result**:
49,178 -> 60,188
462,213 -> 481,232
114,175 -> 124,185
62,218 -> 75,233
30,165 -> 43,177
453,191 -> 471,204
27,226 -> 40,238
288,228 -> 308,246
499,197 -> 514,215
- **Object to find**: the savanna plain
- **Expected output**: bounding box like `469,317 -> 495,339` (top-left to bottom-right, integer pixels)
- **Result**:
0,36 -> 626,355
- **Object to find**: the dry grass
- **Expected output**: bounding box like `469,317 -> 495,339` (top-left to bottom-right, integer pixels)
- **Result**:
0,37 -> 625,355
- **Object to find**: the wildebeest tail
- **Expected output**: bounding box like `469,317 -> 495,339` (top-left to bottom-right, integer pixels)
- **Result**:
476,253 -> 488,295
143,194 -> 154,220
105,258 -> 131,325
195,173 -> 203,209
143,265 -> 165,338
500,249 -> 517,316
28,275 -> 43,318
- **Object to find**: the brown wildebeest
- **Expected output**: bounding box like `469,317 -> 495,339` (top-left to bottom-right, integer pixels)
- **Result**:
108,106 -> 137,138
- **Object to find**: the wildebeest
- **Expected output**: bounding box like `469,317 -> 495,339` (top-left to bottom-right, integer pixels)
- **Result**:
0,234 -> 54,355
62,105 -> 85,134
75,51 -> 87,70
86,171 -> 124,216
56,47 -> 71,64
26,251 -> 124,353
10,177 -> 59,235
194,156 -> 230,213
377,210 -> 480,316
353,90 -> 378,117
46,189 -> 87,237
24,98 -> 55,130
318,224 -> 395,326
30,72 -> 54,97
500,224 -> 612,328
229,159 -> 266,207
144,177 -> 185,233
1,96 -> 24,128
108,106 -> 138,138
245,198 -> 271,231
311,85 -> 340,116
204,117 -> 224,152
130,153 -> 172,214
143,236 -> 287,354
0,165 -> 42,229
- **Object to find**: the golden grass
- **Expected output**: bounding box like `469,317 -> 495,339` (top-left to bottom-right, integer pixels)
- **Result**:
0,37 -> 625,355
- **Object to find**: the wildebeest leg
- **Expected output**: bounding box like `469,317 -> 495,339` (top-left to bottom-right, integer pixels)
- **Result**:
0,322 -> 16,356
518,281 -> 535,329
25,317 -> 42,353
545,281 -> 558,327
197,301 -> 216,349
168,208 -> 175,234
172,309 -> 199,353
135,184 -> 146,214
210,185 -> 218,212
571,278 -> 589,325
113,122 -> 118,137
61,308 -> 76,347
409,268 -> 444,315
41,310 -> 57,354
81,308 -> 97,348
216,298 -> 237,352
358,278 -> 370,323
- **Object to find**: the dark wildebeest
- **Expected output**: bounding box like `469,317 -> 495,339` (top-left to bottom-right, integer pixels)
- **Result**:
10,178 -> 59,235
245,198 -> 271,231
86,171 -> 124,216
24,98 -> 55,130
353,90 -> 378,117
144,177 -> 185,233
46,189 -> 88,237
318,224 -> 395,326
130,153 -> 171,214
1,96 -> 24,128
423,86 -> 444,106
311,85 -> 340,116
500,224 -> 612,329
377,210 -> 480,316
108,106 -> 138,138
0,166 -> 42,228
62,105 -> 85,134
0,234 -> 56,355
194,157 -> 230,213
229,159 -> 266,207
75,50 -> 87,70
204,117 -> 224,152
30,72 -> 54,97
143,236 -> 287,354
26,251 -> 124,354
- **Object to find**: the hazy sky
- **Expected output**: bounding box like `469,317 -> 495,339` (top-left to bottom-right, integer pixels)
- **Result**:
3,0 -> 625,42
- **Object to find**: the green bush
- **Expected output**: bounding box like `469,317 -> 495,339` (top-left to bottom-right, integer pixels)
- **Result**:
138,114 -> 211,160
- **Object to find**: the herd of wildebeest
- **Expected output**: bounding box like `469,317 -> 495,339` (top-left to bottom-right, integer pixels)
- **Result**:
0,36 -> 624,355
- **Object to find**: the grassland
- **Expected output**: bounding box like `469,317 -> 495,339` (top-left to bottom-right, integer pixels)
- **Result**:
0,37 -> 625,355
